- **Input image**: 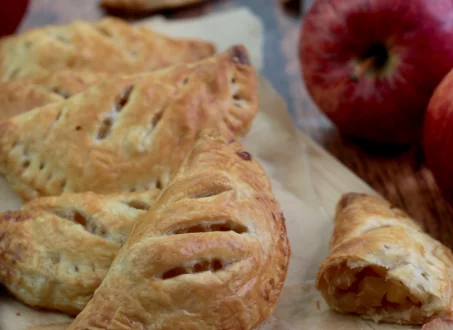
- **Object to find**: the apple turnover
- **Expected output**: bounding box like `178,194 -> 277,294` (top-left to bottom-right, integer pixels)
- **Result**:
317,193 -> 453,324
0,46 -> 257,201
0,189 -> 160,315
0,17 -> 215,81
101,0 -> 205,13
67,129 -> 290,330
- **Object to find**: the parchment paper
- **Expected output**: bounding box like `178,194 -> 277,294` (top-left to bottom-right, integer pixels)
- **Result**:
0,8 -> 410,330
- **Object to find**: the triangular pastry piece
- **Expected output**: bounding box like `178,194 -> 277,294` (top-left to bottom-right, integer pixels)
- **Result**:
68,129 -> 290,330
0,17 -> 215,81
0,70 -> 109,121
101,0 -> 204,13
0,46 -> 257,201
317,193 -> 453,325
0,189 -> 160,315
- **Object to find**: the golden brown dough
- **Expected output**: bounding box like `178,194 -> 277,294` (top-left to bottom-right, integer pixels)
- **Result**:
101,0 -> 205,13
317,193 -> 453,325
0,17 -> 215,81
0,190 -> 160,315
0,70 -> 108,122
0,46 -> 257,201
68,129 -> 290,330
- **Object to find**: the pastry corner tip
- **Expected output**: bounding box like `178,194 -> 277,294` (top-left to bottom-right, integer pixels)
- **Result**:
228,45 -> 251,66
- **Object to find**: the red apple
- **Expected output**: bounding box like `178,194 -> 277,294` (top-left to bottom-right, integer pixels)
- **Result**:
423,68 -> 453,202
0,0 -> 29,38
300,0 -> 453,144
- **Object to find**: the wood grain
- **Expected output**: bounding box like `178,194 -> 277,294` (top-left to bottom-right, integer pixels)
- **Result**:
16,0 -> 453,247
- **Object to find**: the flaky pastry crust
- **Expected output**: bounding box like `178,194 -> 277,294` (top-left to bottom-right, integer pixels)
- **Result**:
0,70 -> 109,122
0,189 -> 160,315
0,17 -> 215,81
67,129 -> 290,330
316,193 -> 453,324
101,0 -> 205,13
0,46 -> 258,201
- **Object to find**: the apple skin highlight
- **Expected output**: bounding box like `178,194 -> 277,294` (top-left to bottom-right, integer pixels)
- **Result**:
300,0 -> 453,144
423,68 -> 453,203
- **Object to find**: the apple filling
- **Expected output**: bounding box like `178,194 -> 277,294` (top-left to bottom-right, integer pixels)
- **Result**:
322,264 -> 422,314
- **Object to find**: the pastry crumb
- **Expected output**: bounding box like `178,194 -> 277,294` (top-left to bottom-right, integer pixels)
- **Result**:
16,312 -> 21,316
316,300 -> 321,310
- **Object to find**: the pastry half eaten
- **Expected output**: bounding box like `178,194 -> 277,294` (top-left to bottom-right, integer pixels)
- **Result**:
317,193 -> 453,325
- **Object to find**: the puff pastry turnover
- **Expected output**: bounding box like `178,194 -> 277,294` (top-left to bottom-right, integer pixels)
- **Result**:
101,0 -> 204,13
0,70 -> 108,122
0,46 -> 257,201
0,189 -> 160,315
317,193 -> 453,325
0,17 -> 215,81
68,129 -> 290,330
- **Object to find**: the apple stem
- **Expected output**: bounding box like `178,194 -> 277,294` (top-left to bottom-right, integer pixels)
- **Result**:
350,57 -> 376,81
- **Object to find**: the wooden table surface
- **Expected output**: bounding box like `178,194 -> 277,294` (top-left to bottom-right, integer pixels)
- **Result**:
18,0 -> 453,246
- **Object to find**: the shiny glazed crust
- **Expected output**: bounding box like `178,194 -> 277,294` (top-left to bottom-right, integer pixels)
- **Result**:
68,129 -> 290,330
101,0 -> 204,12
0,46 -> 258,201
0,17 -> 215,81
0,189 -> 160,315
0,70 -> 109,122
316,193 -> 453,324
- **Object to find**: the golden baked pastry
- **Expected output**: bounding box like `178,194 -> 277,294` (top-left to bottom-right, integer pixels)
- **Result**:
0,17 -> 215,81
0,46 -> 257,201
422,317 -> 453,329
317,193 -> 453,325
0,189 -> 160,315
101,0 -> 205,13
68,129 -> 290,330
0,70 -> 108,122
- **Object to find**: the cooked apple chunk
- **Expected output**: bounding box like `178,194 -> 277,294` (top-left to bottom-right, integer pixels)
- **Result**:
316,193 -> 453,325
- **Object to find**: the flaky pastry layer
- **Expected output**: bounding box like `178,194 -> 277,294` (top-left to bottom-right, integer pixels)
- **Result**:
0,70 -> 109,122
0,17 -> 215,81
0,190 -> 160,315
66,129 -> 290,330
317,193 -> 453,325
0,46 -> 258,201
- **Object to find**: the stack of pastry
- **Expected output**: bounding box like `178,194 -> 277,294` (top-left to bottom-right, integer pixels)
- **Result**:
0,18 -> 291,330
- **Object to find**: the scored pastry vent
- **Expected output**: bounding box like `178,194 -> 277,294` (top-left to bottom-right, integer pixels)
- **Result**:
47,208 -> 108,238
171,219 -> 249,235
122,199 -> 150,211
158,258 -> 236,280
95,84 -> 134,140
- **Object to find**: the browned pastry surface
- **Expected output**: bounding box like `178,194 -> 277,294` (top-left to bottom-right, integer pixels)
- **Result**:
0,46 -> 258,201
0,190 -> 160,315
0,70 -> 108,122
0,17 -> 215,81
317,193 -> 453,324
67,129 -> 290,330
101,0 -> 205,13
